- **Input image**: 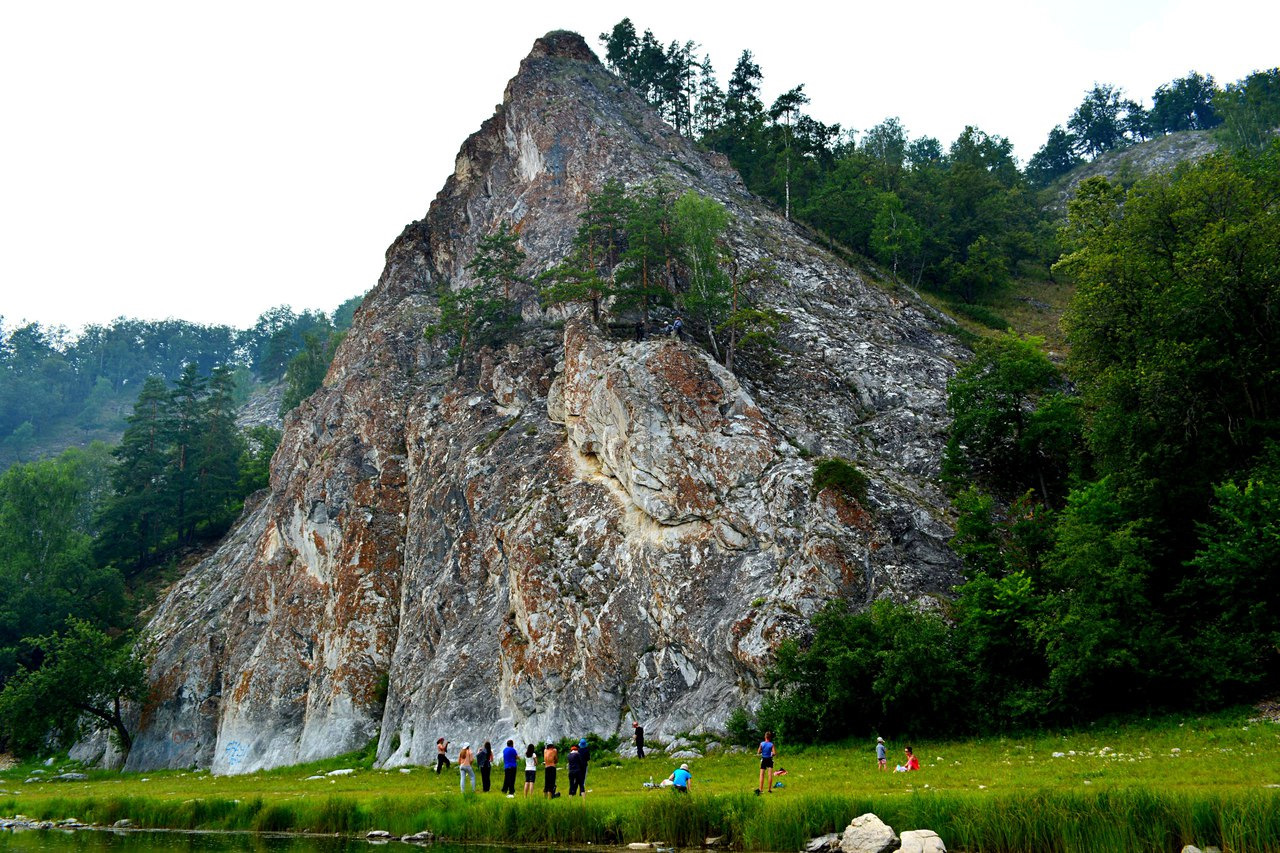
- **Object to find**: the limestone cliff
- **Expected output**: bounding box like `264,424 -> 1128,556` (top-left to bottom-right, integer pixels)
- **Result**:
126,31 -> 966,774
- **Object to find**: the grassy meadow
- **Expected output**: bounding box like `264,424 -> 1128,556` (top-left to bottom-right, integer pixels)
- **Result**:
2,707 -> 1279,852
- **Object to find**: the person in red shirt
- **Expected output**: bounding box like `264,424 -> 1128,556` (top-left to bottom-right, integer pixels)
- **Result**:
903,746 -> 920,771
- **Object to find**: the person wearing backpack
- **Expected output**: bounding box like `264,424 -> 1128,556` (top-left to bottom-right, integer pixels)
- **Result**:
476,740 -> 494,792
567,744 -> 585,796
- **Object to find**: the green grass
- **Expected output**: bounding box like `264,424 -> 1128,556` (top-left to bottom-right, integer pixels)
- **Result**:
3,708 -> 1278,851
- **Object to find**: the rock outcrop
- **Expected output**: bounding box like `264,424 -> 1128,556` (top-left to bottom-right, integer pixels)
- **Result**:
841,813 -> 900,853
126,30 -> 966,774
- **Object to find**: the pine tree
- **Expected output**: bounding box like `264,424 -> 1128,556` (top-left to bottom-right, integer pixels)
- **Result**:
98,376 -> 173,568
193,365 -> 246,534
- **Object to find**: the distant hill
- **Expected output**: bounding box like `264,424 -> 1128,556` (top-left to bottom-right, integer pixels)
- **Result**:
1048,130 -> 1220,208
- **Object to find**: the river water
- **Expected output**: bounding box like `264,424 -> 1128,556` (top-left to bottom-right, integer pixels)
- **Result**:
0,831 -> 527,853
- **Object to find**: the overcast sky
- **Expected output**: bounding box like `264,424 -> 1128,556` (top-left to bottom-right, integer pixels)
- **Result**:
2,0 -> 1276,334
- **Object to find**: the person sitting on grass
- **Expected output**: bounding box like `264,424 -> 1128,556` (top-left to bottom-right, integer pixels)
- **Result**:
668,762 -> 692,793
895,746 -> 920,772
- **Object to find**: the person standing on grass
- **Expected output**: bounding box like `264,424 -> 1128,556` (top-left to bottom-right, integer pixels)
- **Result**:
876,736 -> 887,771
567,744 -> 585,796
458,742 -> 476,793
477,740 -> 493,792
502,739 -> 520,797
633,721 -> 645,758
435,737 -> 451,774
523,743 -> 538,797
543,740 -> 560,798
578,737 -> 591,793
756,731 -> 776,794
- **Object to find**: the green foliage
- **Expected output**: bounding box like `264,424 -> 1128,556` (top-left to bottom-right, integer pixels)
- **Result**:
238,425 -> 281,495
0,448 -> 125,684
943,333 -> 1082,505
1150,71 -> 1222,133
762,600 -> 968,742
1026,125 -> 1083,186
95,366 -> 267,569
870,192 -> 923,282
673,190 -> 732,354
810,457 -> 869,504
1058,145 -> 1280,537
1214,67 -> 1280,151
0,618 -> 149,755
1036,478 -> 1165,716
280,329 -> 344,414
427,223 -> 524,369
724,707 -> 759,747
945,300 -> 1010,330
1179,443 -> 1280,700
1067,83 -> 1148,157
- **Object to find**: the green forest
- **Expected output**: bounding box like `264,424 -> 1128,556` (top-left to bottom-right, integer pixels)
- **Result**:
1,16 -> 1278,762
0,296 -> 361,752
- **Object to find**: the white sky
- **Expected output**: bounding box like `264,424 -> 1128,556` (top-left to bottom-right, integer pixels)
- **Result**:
2,0 -> 1276,333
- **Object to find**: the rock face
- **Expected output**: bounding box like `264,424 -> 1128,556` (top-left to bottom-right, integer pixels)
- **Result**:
125,31 -> 965,774
841,813 -> 899,853
899,829 -> 947,853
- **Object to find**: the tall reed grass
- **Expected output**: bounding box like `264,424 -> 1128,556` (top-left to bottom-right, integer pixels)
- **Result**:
5,788 -> 1278,852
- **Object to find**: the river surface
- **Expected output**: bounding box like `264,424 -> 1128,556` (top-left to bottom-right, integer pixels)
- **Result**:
0,831 -> 535,853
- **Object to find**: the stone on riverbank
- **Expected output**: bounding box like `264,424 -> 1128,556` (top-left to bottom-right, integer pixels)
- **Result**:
840,813 -> 898,853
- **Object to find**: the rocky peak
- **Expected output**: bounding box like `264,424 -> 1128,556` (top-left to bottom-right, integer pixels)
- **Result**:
125,33 -> 966,774
526,30 -> 600,63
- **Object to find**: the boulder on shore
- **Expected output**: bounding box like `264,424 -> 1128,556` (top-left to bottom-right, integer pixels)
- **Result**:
840,813 -> 898,853
899,829 -> 947,853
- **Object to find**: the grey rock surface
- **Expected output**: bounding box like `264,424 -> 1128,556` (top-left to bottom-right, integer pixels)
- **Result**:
840,813 -> 899,853
806,833 -> 841,852
899,829 -> 947,853
126,31 -> 966,774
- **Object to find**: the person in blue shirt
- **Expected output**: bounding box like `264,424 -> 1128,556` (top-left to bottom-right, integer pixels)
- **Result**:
501,739 -> 520,797
757,731 -> 776,794
668,762 -> 692,793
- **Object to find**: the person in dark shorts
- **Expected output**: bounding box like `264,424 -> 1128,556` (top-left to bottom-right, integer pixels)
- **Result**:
543,740 -> 559,798
523,743 -> 537,797
567,744 -> 585,796
756,731 -> 776,794
502,739 -> 520,796
578,738 -> 591,792
633,721 -> 645,758
435,738 -> 451,774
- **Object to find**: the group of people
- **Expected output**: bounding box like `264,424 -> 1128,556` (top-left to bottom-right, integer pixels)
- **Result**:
434,736 -> 595,797
429,727 -> 916,799
876,736 -> 919,772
